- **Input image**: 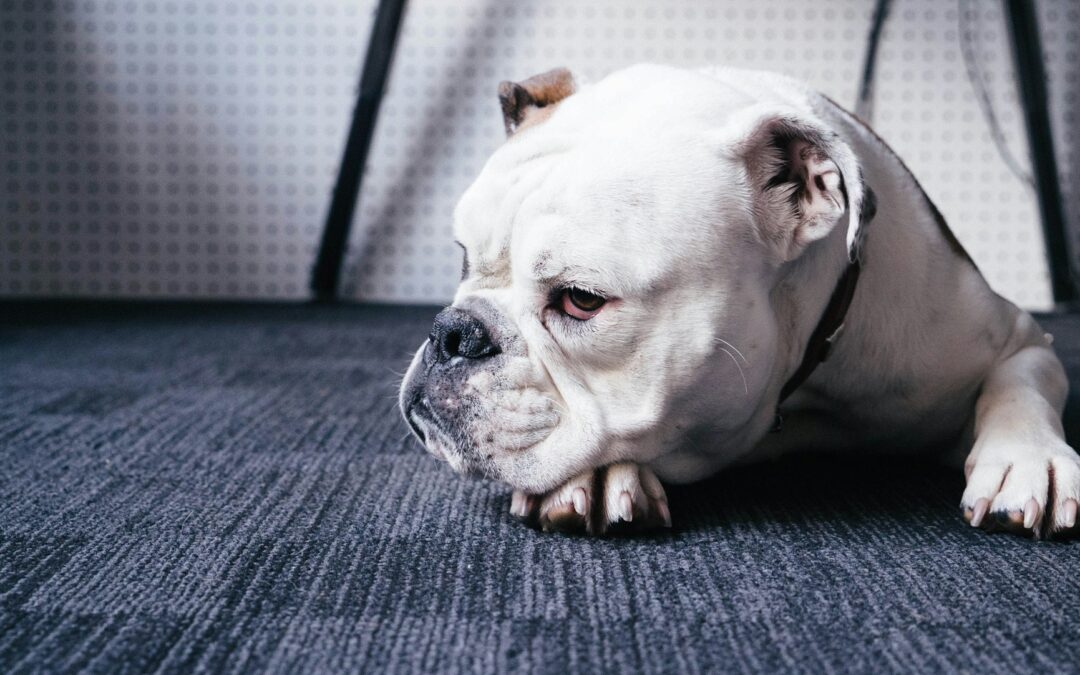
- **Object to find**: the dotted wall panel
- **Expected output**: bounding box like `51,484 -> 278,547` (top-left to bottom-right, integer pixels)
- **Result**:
1,0 -> 1077,309
1,0 -> 373,298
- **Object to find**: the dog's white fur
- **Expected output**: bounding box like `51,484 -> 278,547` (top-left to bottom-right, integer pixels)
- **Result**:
400,64 -> 1080,537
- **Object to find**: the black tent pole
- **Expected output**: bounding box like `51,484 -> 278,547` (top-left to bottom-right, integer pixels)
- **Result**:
311,0 -> 408,301
1003,0 -> 1077,306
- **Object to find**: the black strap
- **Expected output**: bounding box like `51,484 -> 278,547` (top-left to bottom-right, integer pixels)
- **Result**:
776,260 -> 862,409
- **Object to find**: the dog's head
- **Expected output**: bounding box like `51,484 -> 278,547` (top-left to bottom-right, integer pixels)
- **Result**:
400,65 -> 866,493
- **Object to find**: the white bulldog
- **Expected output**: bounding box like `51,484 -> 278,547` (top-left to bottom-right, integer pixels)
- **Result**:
399,64 -> 1080,538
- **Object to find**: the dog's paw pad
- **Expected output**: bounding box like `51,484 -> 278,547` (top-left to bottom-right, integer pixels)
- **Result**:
511,462 -> 670,536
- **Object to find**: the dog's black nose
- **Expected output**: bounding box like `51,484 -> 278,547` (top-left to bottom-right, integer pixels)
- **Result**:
429,307 -> 499,363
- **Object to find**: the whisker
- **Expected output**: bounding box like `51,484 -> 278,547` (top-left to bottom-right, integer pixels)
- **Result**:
718,345 -> 749,396
715,337 -> 749,364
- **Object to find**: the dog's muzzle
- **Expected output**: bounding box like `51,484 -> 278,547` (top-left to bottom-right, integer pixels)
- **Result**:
400,306 -> 501,472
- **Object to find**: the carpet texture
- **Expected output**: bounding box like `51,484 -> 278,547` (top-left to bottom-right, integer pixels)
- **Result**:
2,302 -> 1080,673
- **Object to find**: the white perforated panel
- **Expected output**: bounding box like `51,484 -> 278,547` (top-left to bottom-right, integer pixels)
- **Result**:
1,0 -> 372,298
1,0 -> 1077,309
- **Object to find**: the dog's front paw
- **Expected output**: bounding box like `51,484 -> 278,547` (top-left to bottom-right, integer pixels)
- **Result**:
961,444 -> 1080,539
509,463 -> 671,536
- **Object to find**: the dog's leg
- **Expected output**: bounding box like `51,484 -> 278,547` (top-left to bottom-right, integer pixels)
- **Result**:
962,335 -> 1080,538
509,463 -> 671,536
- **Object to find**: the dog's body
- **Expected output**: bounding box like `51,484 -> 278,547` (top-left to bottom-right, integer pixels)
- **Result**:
400,64 -> 1080,537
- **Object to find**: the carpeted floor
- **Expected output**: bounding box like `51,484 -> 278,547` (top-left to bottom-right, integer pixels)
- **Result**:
2,302 -> 1080,673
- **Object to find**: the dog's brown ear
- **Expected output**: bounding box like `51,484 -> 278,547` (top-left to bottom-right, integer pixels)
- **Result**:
727,107 -> 873,263
497,68 -> 577,137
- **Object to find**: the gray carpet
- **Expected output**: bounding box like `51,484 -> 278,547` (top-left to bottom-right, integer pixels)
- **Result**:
2,302 -> 1080,674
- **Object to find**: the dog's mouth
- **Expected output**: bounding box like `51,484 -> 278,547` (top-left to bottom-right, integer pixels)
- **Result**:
405,398 -> 447,459
405,399 -> 494,479
399,344 -> 560,486
404,403 -> 434,453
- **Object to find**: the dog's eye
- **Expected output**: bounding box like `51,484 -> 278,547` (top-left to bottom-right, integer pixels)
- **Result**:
560,287 -> 606,320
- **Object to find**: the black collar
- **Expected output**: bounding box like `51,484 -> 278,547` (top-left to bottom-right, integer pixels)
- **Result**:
772,259 -> 862,429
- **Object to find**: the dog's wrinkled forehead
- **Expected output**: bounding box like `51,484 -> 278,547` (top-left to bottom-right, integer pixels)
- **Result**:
455,67 -> 759,295
454,156 -> 729,302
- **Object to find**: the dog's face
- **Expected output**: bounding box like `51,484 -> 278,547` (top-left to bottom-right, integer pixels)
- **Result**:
400,65 -> 866,493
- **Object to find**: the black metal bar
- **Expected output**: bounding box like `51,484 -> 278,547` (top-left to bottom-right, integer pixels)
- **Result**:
1003,0 -> 1077,306
311,0 -> 408,301
854,0 -> 891,121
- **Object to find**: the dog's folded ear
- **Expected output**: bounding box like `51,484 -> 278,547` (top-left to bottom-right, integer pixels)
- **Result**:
497,68 -> 577,137
723,106 -> 874,263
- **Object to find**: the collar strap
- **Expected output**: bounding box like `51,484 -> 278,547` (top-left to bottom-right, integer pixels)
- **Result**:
776,259 -> 862,408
